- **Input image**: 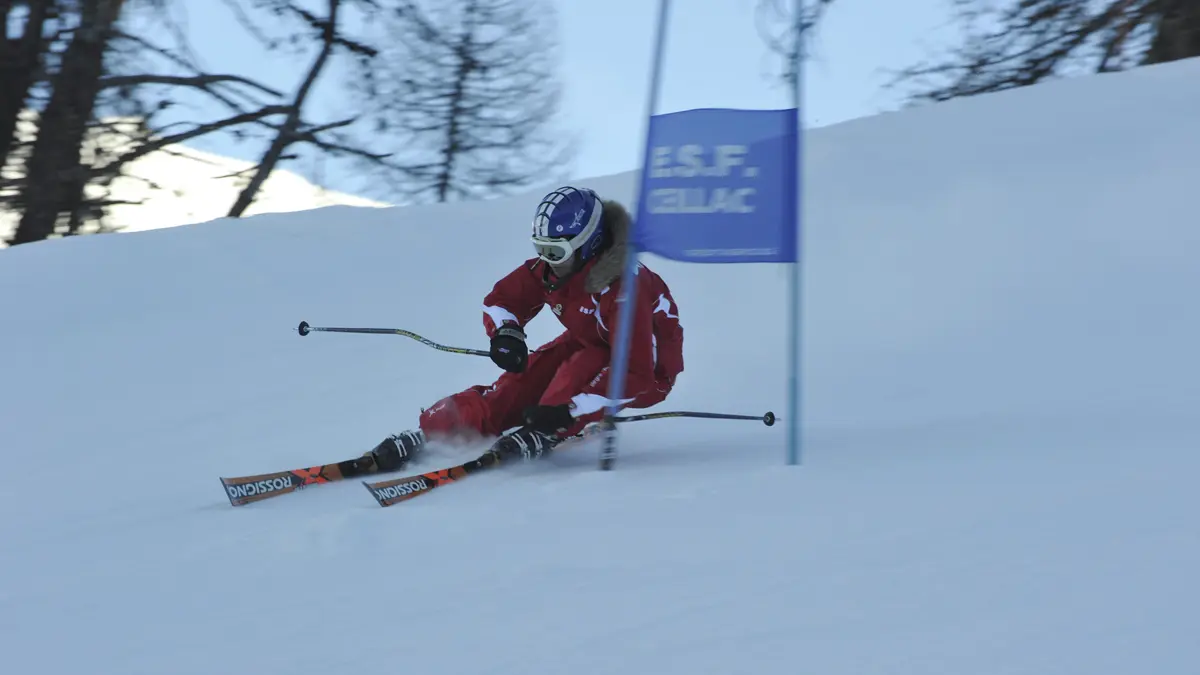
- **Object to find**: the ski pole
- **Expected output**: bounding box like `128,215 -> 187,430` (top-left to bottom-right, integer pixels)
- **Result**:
297,321 -> 775,428
614,410 -> 775,425
296,320 -> 489,357
565,410 -> 775,441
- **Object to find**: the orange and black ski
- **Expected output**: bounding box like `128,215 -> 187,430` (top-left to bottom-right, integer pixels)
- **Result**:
220,455 -> 378,506
362,430 -> 602,507
362,449 -> 505,507
362,411 -> 776,507
227,410 -> 776,507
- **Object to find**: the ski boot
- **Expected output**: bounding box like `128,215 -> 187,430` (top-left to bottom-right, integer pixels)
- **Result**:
363,430 -> 425,472
488,426 -> 559,462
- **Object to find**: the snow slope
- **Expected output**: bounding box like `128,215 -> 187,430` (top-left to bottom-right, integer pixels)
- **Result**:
2,59 -> 1199,674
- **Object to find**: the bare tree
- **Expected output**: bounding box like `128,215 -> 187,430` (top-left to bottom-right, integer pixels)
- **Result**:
224,0 -> 390,217
755,0 -> 834,101
3,0 -> 390,245
8,0 -> 127,246
3,0 -> 293,243
52,18 -> 294,235
0,0 -> 57,174
1145,0 -> 1200,62
356,0 -> 573,204
888,0 -> 1200,104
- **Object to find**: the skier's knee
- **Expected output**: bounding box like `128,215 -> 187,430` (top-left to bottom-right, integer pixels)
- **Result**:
419,392 -> 473,435
419,389 -> 494,439
628,378 -> 673,410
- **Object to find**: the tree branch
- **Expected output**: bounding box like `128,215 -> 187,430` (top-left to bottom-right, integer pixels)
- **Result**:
227,0 -> 345,217
97,73 -> 284,97
884,0 -> 1170,104
93,104 -> 291,176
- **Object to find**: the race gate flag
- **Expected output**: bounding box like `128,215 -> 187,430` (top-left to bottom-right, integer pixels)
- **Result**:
635,107 -> 799,264
603,0 -> 803,470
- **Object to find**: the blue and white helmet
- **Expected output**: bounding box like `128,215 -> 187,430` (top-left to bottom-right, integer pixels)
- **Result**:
531,186 -> 606,270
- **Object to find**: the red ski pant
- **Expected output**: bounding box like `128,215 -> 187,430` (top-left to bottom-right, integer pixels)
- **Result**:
419,334 -> 669,440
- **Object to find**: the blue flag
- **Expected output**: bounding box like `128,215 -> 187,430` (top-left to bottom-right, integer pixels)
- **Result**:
633,108 -> 799,264
600,0 -> 805,471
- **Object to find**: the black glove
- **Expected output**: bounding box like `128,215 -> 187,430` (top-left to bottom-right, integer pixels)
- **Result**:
490,323 -> 528,373
522,404 -> 574,434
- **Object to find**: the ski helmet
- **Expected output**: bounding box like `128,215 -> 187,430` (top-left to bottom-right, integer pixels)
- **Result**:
530,186 -> 606,273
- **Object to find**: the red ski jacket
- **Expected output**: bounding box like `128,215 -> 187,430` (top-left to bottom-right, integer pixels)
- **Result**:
481,201 -> 683,407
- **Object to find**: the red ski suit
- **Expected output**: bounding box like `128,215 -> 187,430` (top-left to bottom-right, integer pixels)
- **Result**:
419,200 -> 684,440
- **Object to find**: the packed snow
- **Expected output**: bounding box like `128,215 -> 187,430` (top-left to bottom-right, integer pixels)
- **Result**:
2,59 -> 1199,674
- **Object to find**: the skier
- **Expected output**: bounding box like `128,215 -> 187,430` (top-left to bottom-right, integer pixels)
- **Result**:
363,185 -> 684,471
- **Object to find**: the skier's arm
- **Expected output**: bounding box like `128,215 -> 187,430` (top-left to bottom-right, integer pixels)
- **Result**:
481,262 -> 544,337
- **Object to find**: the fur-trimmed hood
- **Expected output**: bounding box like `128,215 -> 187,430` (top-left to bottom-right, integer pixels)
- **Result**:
583,199 -> 631,293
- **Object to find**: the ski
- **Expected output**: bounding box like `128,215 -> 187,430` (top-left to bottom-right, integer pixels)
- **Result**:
220,455 -> 379,506
224,410 -> 775,507
363,432 -> 594,507
363,449 -> 502,507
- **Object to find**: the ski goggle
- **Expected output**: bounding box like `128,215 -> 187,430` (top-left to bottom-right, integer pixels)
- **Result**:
532,236 -> 577,264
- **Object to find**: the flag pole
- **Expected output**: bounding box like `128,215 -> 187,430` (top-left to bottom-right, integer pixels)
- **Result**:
600,0 -> 672,470
787,0 -> 804,466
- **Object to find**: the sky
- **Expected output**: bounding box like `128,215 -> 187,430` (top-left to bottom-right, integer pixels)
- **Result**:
145,0 -> 960,201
